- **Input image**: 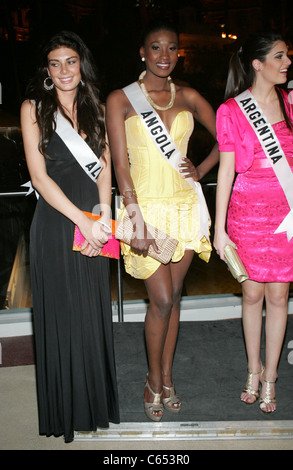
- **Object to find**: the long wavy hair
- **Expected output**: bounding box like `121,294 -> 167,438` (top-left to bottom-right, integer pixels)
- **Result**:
224,31 -> 292,130
25,30 -> 106,158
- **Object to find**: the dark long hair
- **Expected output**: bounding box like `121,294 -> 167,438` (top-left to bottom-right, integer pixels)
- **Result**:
25,30 -> 106,157
225,31 -> 292,130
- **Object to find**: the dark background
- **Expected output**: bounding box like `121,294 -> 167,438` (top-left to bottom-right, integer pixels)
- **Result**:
1,0 -> 293,309
1,0 -> 293,117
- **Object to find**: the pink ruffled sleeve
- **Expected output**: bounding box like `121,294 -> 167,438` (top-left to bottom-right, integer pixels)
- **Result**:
283,88 -> 293,121
216,103 -> 235,153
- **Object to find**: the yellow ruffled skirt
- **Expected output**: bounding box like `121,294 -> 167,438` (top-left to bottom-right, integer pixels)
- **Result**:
118,194 -> 211,279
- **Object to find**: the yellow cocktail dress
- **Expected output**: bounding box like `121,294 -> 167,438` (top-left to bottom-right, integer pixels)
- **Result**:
119,110 -> 211,279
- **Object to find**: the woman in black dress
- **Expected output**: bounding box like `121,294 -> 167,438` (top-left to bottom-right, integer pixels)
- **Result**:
21,31 -> 119,443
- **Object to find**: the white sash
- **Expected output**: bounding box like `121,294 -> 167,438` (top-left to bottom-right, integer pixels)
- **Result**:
22,110 -> 103,198
123,81 -> 210,241
234,89 -> 293,241
55,112 -> 103,182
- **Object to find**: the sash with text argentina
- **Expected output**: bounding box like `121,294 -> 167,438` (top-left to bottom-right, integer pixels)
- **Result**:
234,89 -> 293,241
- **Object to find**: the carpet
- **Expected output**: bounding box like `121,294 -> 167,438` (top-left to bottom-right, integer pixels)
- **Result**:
1,317 -> 293,423
114,317 -> 293,423
0,335 -> 35,367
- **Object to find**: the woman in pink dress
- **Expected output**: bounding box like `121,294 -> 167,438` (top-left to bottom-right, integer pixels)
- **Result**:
214,31 -> 293,413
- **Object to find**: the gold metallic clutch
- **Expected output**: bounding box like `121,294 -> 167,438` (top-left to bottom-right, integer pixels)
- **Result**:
115,214 -> 178,264
224,245 -> 249,283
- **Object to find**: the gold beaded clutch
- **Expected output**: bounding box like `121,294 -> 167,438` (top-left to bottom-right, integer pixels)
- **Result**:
224,245 -> 249,283
115,214 -> 178,264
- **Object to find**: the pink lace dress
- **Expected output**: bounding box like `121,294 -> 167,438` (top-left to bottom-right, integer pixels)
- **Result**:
227,121 -> 293,282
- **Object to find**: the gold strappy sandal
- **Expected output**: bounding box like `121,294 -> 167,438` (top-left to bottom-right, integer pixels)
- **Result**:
144,376 -> 164,422
162,385 -> 181,413
259,375 -> 277,414
241,364 -> 264,405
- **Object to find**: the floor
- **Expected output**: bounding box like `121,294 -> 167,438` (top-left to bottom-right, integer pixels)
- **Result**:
1,365 -> 293,450
1,252 -> 293,451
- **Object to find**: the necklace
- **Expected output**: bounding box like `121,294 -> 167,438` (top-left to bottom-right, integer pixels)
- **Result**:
138,70 -> 176,111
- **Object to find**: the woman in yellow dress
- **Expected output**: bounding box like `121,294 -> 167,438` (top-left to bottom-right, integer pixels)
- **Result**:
106,19 -> 218,421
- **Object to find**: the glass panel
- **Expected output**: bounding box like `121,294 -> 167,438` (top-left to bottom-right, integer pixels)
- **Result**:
0,127 -> 246,315
110,183 -> 242,303
0,127 -> 35,310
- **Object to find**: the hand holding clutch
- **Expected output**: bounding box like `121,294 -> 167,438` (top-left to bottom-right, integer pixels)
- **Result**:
115,214 -> 178,264
73,212 -> 120,259
224,245 -> 249,283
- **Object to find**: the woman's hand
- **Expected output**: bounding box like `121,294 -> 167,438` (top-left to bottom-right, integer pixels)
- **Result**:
213,230 -> 237,262
130,221 -> 160,258
179,157 -> 200,181
79,218 -> 111,257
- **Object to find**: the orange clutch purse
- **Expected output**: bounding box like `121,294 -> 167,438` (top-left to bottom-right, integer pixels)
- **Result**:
73,212 -> 120,259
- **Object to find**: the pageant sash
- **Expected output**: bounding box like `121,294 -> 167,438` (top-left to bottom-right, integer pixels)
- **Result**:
235,89 -> 293,241
22,109 -> 103,197
55,112 -> 103,182
123,81 -> 210,241
21,180 -> 39,198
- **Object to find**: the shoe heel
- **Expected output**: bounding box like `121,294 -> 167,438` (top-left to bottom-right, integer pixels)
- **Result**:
144,375 -> 163,422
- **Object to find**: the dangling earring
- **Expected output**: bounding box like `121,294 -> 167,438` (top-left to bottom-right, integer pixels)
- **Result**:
80,79 -> 85,87
43,76 -> 54,91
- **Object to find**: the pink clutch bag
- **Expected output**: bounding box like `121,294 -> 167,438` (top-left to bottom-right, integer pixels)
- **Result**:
73,212 -> 120,259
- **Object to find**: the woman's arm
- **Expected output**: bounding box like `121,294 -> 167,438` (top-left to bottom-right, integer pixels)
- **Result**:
96,132 -> 112,225
106,90 -> 159,256
21,100 -> 108,254
213,151 -> 236,259
179,88 -> 219,181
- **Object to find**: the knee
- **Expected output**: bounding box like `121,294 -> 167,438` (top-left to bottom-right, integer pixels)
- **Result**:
149,294 -> 173,320
266,289 -> 289,309
243,287 -> 264,306
172,286 -> 182,309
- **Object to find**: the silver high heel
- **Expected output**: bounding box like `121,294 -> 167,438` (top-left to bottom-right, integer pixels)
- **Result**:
144,375 -> 163,422
259,370 -> 277,413
241,363 -> 264,405
162,384 -> 181,413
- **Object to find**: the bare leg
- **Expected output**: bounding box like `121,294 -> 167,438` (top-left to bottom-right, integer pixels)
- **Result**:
240,280 -> 265,404
143,250 -> 194,417
143,263 -> 173,419
161,251 -> 194,408
260,282 -> 289,412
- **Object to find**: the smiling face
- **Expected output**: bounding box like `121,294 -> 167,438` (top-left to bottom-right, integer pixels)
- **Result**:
140,29 -> 179,78
254,40 -> 291,85
47,46 -> 81,94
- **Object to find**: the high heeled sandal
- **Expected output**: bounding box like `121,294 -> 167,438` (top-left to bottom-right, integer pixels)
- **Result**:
241,363 -> 264,405
259,377 -> 277,414
162,385 -> 181,413
144,376 -> 164,422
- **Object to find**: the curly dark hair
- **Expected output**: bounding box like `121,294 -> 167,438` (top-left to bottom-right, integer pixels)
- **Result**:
25,30 -> 106,158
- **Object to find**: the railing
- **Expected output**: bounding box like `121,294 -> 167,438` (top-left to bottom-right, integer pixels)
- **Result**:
0,185 -> 218,323
0,126 -> 218,323
0,187 -> 127,321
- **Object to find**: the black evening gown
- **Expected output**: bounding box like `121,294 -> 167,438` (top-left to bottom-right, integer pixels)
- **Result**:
30,132 -> 120,443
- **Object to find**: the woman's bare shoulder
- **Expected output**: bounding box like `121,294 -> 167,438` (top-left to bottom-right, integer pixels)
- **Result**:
107,88 -> 128,105
106,87 -> 134,118
20,99 -> 37,122
177,84 -> 205,103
